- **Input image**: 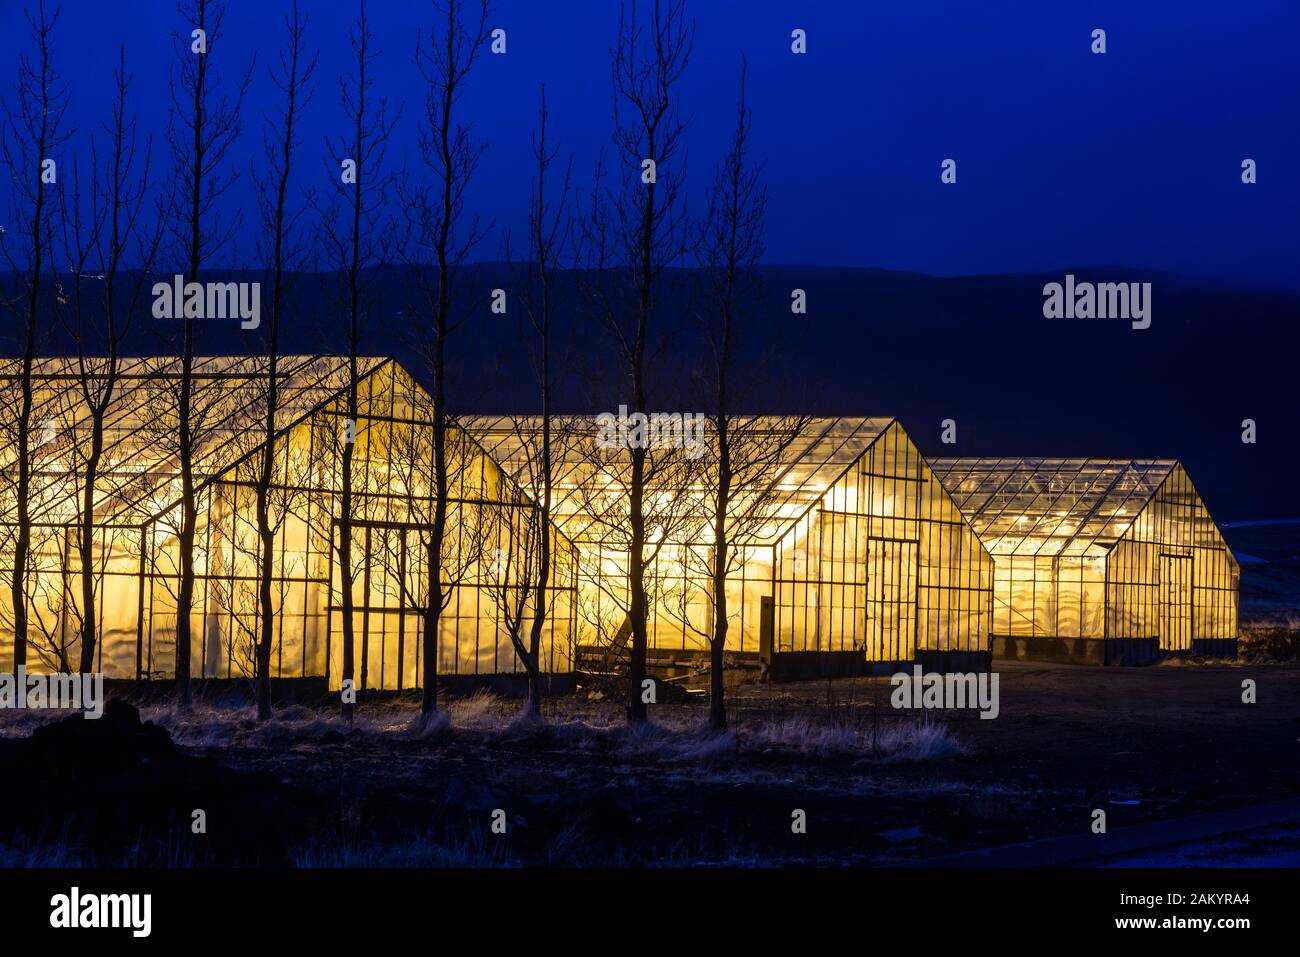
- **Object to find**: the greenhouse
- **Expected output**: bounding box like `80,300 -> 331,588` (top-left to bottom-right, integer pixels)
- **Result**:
470,416 -> 995,677
931,458 -> 1239,664
0,356 -> 578,688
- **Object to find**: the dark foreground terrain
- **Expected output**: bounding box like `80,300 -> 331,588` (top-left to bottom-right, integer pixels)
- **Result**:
1,658 -> 1296,867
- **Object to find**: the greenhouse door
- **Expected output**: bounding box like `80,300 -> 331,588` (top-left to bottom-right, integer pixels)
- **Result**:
864,538 -> 918,662
330,522 -> 427,691
1158,553 -> 1193,652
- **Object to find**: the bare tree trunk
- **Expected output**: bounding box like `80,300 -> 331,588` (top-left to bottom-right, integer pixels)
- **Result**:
626,147 -> 657,725
176,3 -> 205,706
6,0 -> 65,671
318,0 -> 396,719
422,322 -> 447,716
525,357 -> 551,719
169,0 -> 248,706
520,85 -> 570,720
421,531 -> 442,714
700,59 -> 765,730
254,0 -> 313,722
606,0 -> 694,724
176,390 -> 196,707
78,421 -> 104,672
412,0 -> 492,716
710,417 -> 730,729
338,421 -> 356,714
338,15 -> 367,717
13,264 -> 38,673
627,448 -> 648,722
77,46 -> 156,674
175,0 -> 209,708
338,43 -> 362,711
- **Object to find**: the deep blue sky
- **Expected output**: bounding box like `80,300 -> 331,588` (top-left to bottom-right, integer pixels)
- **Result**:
2,0 -> 1299,288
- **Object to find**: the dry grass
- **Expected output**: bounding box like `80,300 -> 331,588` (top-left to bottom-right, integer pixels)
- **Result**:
1240,614 -> 1300,662
741,713 -> 963,761
0,838 -> 83,867
3,686 -> 965,765
874,718 -> 965,761
296,828 -> 513,867
406,708 -> 451,739
446,689 -> 511,729
141,700 -> 417,748
610,721 -> 737,762
0,707 -> 74,738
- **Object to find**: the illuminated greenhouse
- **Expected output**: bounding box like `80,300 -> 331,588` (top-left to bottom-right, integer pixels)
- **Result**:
0,356 -> 578,687
470,416 -> 995,678
931,458 -> 1239,664
14,357 -> 1228,686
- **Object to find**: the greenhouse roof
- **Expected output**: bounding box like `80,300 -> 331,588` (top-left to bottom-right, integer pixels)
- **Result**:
929,457 -> 1178,557
465,415 -> 897,545
0,355 -> 388,528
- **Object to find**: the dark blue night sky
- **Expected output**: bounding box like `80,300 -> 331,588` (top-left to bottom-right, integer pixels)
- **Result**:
2,1 -> 1298,521
3,0 -> 1298,288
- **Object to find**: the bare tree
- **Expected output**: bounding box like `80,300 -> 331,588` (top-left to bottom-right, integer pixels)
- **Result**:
564,409 -> 705,672
165,0 -> 251,705
19,368 -> 77,674
497,87 -> 574,719
581,0 -> 694,723
699,59 -> 765,729
53,47 -> 162,675
249,0 -> 316,721
0,0 -> 70,672
404,0 -> 493,717
480,455 -> 544,707
316,0 -> 401,719
479,417 -> 584,718
642,63 -> 812,729
375,411 -> 490,698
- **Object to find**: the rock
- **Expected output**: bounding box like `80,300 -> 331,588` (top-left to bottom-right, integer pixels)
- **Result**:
29,697 -> 176,772
0,696 -> 322,866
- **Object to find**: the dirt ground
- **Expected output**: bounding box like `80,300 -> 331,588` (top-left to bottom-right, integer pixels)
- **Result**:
5,658 -> 1294,867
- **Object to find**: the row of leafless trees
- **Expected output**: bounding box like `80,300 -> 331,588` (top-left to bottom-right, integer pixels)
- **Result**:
2,0 -> 802,731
